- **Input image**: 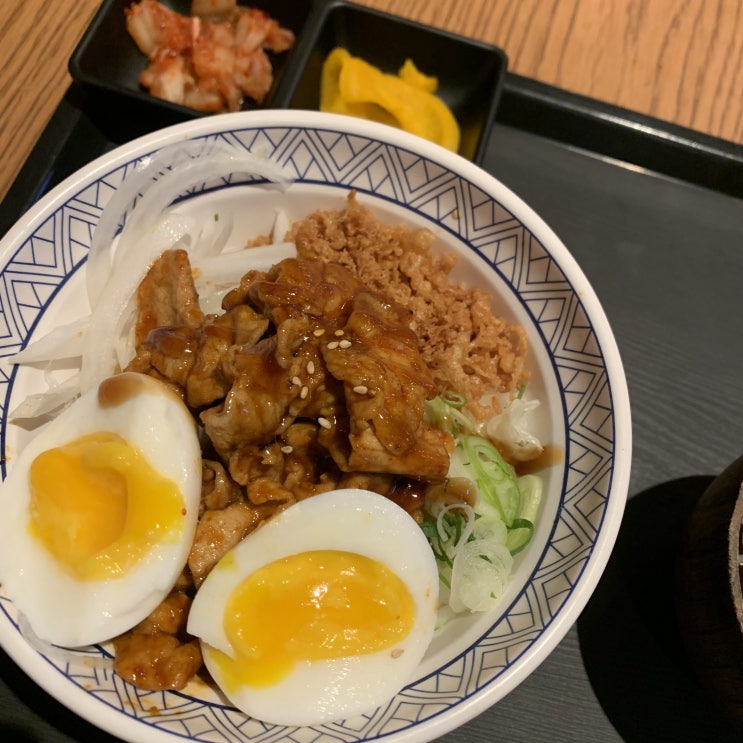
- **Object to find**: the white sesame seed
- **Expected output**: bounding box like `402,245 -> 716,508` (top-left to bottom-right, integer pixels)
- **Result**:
313,328 -> 325,337
307,361 -> 315,375
280,445 -> 293,454
318,417 -> 332,429
339,339 -> 352,349
300,385 -> 309,399
353,385 -> 369,395
292,375 -> 301,386
327,341 -> 339,350
334,329 -> 344,336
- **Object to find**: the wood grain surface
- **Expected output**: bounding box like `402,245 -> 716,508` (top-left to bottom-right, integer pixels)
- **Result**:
0,0 -> 741,205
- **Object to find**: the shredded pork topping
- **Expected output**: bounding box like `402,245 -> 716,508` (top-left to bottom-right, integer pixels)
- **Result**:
290,193 -> 529,419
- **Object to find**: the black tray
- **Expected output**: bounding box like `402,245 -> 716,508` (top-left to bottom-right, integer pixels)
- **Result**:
1,69 -> 743,743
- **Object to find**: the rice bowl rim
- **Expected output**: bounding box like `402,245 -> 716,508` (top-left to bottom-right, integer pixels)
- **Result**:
0,109 -> 631,743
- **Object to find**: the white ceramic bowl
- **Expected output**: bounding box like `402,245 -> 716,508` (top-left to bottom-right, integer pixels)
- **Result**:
0,110 -> 631,743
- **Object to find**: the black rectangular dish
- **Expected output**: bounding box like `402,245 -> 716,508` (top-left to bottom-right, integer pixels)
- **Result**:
68,0 -> 508,162
281,0 -> 507,162
69,0 -> 314,116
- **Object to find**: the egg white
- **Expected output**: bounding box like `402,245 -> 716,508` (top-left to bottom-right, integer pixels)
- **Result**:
0,372 -> 202,648
187,488 -> 440,727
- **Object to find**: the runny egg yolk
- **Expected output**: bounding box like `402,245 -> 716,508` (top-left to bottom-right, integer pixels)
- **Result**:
215,550 -> 416,689
28,432 -> 186,580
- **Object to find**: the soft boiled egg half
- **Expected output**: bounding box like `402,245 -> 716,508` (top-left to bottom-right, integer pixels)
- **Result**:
0,372 -> 202,648
187,488 -> 440,727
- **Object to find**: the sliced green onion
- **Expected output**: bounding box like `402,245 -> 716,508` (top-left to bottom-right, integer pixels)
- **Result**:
441,390 -> 467,408
420,521 -> 452,568
420,408 -> 546,615
506,518 -> 534,555
448,539 -> 513,613
424,395 -> 478,437
419,503 -> 474,571
517,474 -> 542,522
505,474 -> 543,554
460,436 -> 520,527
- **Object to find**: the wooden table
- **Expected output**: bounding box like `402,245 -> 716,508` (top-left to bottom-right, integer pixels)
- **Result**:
0,0 -> 741,205
1,4 -> 743,743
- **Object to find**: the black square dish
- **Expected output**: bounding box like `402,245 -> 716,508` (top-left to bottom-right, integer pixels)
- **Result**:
281,0 -> 508,163
69,0 -> 312,118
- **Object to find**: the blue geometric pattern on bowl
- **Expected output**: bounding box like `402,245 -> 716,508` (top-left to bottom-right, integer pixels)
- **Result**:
0,124 -> 616,743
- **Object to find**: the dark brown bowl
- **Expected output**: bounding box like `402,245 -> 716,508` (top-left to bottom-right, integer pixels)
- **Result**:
676,454 -> 743,730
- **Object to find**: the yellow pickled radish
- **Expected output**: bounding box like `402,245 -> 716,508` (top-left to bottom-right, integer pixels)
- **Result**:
320,48 -> 460,153
320,48 -> 398,127
398,58 -> 438,93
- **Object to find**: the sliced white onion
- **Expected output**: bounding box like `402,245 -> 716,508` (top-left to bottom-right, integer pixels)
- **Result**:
193,242 -> 296,289
80,213 -> 194,391
272,208 -> 291,242
486,397 -> 544,462
188,209 -> 234,261
8,318 -> 88,365
87,139 -> 214,308
8,373 -> 80,422
87,139 -> 292,307
193,242 -> 297,315
25,143 -> 295,402
114,305 -> 139,374
111,151 -> 291,272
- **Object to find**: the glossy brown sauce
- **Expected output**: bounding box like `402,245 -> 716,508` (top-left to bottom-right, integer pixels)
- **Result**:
147,326 -> 197,359
386,478 -> 427,515
424,477 -> 478,508
98,373 -> 149,408
514,443 -> 564,476
384,476 -> 478,521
